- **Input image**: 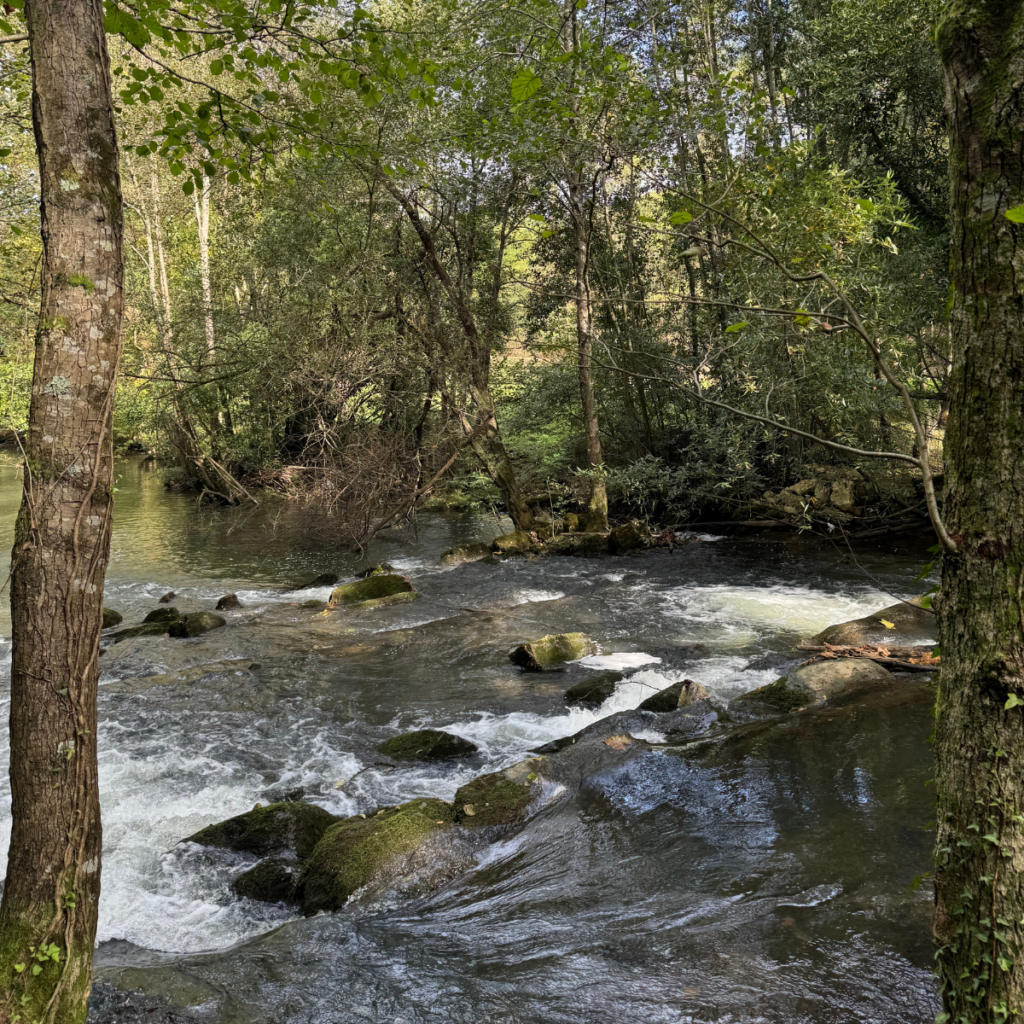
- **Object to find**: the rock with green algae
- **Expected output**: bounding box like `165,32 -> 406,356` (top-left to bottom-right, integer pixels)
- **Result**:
440,542 -> 494,566
510,632 -> 597,672
607,521 -> 651,555
102,607 -> 123,629
327,574 -> 418,610
490,530 -> 540,557
232,857 -> 301,905
168,611 -> 226,637
733,658 -> 896,713
544,533 -> 608,556
183,801 -> 338,859
453,758 -> 543,828
299,799 -> 455,914
563,671 -> 623,708
143,607 -> 180,624
378,729 -> 478,761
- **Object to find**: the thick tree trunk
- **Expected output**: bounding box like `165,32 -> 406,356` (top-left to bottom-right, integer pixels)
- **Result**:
933,2 -> 1024,1021
0,0 -> 123,1018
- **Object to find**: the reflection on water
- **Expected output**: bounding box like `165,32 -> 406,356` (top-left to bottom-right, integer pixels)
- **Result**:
0,456 -> 938,1022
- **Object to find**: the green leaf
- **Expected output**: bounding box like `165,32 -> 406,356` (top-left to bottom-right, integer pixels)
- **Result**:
725,321 -> 750,333
210,59 -> 224,75
669,210 -> 692,225
510,67 -> 542,102
1004,205 -> 1024,223
855,198 -> 874,213
1005,693 -> 1023,710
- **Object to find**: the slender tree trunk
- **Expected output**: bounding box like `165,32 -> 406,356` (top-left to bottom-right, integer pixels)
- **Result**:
0,0 -> 123,1018
933,2 -> 1024,1021
192,173 -> 215,357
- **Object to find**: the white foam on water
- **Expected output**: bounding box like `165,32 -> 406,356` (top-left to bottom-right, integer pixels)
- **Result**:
511,589 -> 566,605
578,652 -> 662,671
674,531 -> 726,542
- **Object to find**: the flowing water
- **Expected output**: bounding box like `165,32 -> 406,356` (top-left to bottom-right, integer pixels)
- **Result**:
0,457 -> 940,1023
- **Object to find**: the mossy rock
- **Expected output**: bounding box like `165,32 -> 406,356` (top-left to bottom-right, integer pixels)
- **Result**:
563,671 -> 623,708
299,799 -> 455,914
608,521 -> 651,555
232,857 -> 301,905
453,759 -> 542,828
491,530 -> 540,557
440,542 -> 493,566
301,599 -> 324,609
544,533 -> 609,557
510,632 -> 597,672
168,611 -> 227,637
378,729 -> 478,761
216,594 -> 241,611
353,563 -> 397,579
102,608 -> 123,629
105,621 -> 175,644
183,801 -> 338,859
328,574 -> 417,610
734,658 -> 896,713
143,607 -> 180,624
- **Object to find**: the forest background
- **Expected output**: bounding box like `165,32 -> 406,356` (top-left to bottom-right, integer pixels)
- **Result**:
0,0 -> 949,543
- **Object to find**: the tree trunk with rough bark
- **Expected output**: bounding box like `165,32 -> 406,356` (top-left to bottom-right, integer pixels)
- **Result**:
0,0 -> 123,1018
933,2 -> 1024,1021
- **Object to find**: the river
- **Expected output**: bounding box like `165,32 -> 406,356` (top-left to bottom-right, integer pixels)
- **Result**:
0,456 -> 940,1023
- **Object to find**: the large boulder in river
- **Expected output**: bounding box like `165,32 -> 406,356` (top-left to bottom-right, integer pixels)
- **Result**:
607,521 -> 651,555
545,532 -> 609,556
814,596 -> 935,645
510,632 -> 597,672
168,611 -> 226,638
378,729 -> 478,761
299,798 -> 455,914
328,574 -> 417,610
232,857 -> 301,905
102,607 -> 123,629
734,658 -> 896,713
143,607 -> 180,624
216,593 -> 241,611
564,671 -> 623,708
440,542 -> 493,566
184,801 -> 338,859
453,758 -> 543,828
491,530 -> 540,557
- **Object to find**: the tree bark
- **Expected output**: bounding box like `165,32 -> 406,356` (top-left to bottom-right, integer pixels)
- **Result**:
933,2 -> 1024,1021
0,0 -> 123,1017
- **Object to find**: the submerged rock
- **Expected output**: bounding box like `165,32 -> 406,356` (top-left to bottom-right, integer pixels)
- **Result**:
510,632 -> 597,672
105,621 -> 176,643
453,758 -> 543,828
233,857 -> 301,905
143,607 -> 180,624
168,611 -> 226,638
378,729 -> 478,761
491,530 -> 540,557
300,599 -> 324,609
814,596 -> 935,645
734,658 -> 896,712
215,593 -> 241,611
183,801 -> 338,859
328,574 -> 418,610
102,607 -> 123,629
440,542 -> 493,566
158,591 -> 176,604
563,671 -> 623,708
299,799 -> 455,914
607,521 -> 651,555
296,572 -> 340,589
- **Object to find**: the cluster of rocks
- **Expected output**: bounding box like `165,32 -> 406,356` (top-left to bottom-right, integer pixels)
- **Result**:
103,606 -> 228,644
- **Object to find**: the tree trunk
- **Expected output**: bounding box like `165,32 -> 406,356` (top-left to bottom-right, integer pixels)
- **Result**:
933,2 -> 1024,1021
0,0 -> 123,1017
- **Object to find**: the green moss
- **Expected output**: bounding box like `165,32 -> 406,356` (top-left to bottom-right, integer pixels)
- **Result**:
491,530 -> 539,556
167,611 -> 226,637
300,799 -> 455,914
67,274 -> 95,292
510,632 -> 597,672
328,574 -> 416,609
143,607 -> 180,624
183,801 -> 338,859
102,607 -> 123,629
544,533 -> 609,556
440,542 -> 493,565
378,729 -> 478,761
454,771 -> 535,827
734,677 -> 808,713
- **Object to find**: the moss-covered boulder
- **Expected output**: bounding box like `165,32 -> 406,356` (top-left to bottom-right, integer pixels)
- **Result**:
608,521 -> 651,555
168,611 -> 227,637
143,607 -> 180,624
491,530 -> 540,557
327,574 -> 418,610
510,632 -> 597,672
300,599 -> 324,609
216,594 -> 241,611
563,671 -> 623,708
102,607 -> 123,629
183,801 -> 338,859
544,533 -> 609,556
734,658 -> 896,713
814,596 -> 935,645
378,729 -> 478,761
440,542 -> 493,566
453,758 -> 543,828
232,857 -> 301,905
299,799 -> 455,914
354,563 -> 397,579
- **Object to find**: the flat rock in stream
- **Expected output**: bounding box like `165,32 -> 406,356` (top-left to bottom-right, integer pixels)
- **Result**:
183,801 -> 338,859
299,798 -> 455,914
564,671 -> 623,708
328,574 -> 418,610
453,758 -> 544,828
105,621 -> 176,643
378,729 -> 478,761
511,632 -> 597,672
814,596 -> 935,645
168,611 -> 226,637
734,658 -> 897,713
440,542 -> 494,566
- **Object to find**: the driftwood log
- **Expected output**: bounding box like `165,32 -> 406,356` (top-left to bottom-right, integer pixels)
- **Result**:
796,643 -> 939,674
